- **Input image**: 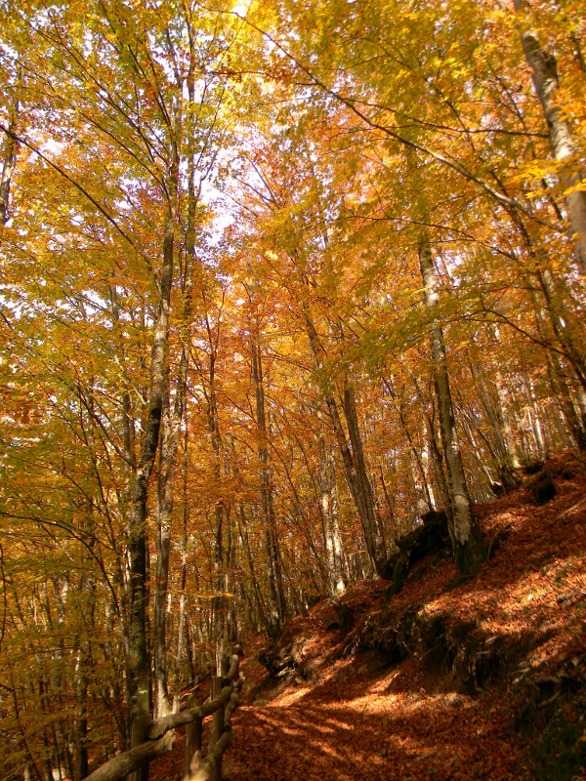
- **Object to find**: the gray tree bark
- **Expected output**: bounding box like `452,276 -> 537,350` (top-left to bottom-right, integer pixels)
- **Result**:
251,336 -> 287,635
127,202 -> 175,780
0,85 -> 20,227
514,0 -> 586,274
418,234 -> 486,576
318,420 -> 346,598
304,311 -> 388,577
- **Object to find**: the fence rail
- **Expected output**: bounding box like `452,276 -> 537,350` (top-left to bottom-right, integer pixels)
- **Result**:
83,644 -> 243,781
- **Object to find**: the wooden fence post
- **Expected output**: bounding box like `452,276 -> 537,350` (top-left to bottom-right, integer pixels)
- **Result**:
184,714 -> 202,780
83,645 -> 242,781
207,677 -> 224,781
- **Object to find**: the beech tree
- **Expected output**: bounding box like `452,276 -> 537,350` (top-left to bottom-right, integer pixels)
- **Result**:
1,0 -> 586,778
510,0 -> 586,274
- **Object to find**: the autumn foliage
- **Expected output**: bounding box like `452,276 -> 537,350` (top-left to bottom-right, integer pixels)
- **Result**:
0,0 -> 585,779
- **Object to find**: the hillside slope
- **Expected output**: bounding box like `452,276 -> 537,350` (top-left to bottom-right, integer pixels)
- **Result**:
154,451 -> 586,780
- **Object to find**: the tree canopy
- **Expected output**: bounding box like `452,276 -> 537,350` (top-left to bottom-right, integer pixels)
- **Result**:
1,0 -> 585,778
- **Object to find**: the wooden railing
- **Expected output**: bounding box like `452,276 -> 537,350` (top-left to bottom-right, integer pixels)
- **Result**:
83,644 -> 243,781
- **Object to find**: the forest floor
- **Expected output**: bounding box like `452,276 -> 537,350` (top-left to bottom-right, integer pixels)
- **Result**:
152,451 -> 586,781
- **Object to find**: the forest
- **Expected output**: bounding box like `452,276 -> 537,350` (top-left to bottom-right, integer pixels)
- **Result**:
0,0 -> 585,779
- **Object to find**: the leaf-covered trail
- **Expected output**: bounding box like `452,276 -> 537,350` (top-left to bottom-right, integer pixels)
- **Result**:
224,653 -> 524,781
151,453 -> 586,781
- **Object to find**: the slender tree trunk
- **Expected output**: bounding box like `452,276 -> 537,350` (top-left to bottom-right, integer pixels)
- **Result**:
383,377 -> 435,514
251,336 -> 286,634
493,367 -> 523,480
535,267 -> 586,394
154,34 -> 205,713
303,311 -> 389,577
236,504 -> 270,634
318,419 -> 346,598
0,86 -> 20,228
524,375 -> 548,459
153,238 -> 193,717
514,0 -> 586,274
342,383 -> 388,564
227,433 -> 270,634
127,200 -> 175,779
73,494 -> 96,781
546,349 -> 586,450
209,345 -> 229,674
173,423 -> 190,711
153,387 -> 176,719
418,234 -> 486,576
197,302 -> 236,672
467,359 -> 520,490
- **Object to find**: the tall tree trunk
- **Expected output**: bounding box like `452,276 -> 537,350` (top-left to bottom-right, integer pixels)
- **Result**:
127,202 -> 174,779
546,350 -> 586,450
303,311 -> 389,577
0,84 -> 20,228
153,383 -> 181,719
318,418 -> 346,598
172,422 -> 190,711
467,359 -> 520,490
251,336 -> 286,635
227,433 -> 271,635
514,0 -> 586,274
342,382 -> 388,565
153,212 -> 194,717
154,31 -> 205,713
75,511 -> 95,781
418,233 -> 486,576
208,381 -> 231,675
236,503 -> 270,634
383,376 -> 436,514
197,299 -> 235,673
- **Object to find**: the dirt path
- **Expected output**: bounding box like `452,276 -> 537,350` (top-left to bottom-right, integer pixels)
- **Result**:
224,653 -> 526,781
150,456 -> 586,781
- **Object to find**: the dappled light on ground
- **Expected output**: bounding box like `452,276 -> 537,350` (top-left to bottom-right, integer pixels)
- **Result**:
151,452 -> 586,781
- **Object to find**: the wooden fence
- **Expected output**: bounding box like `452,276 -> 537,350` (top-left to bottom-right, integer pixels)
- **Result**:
83,644 -> 243,781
